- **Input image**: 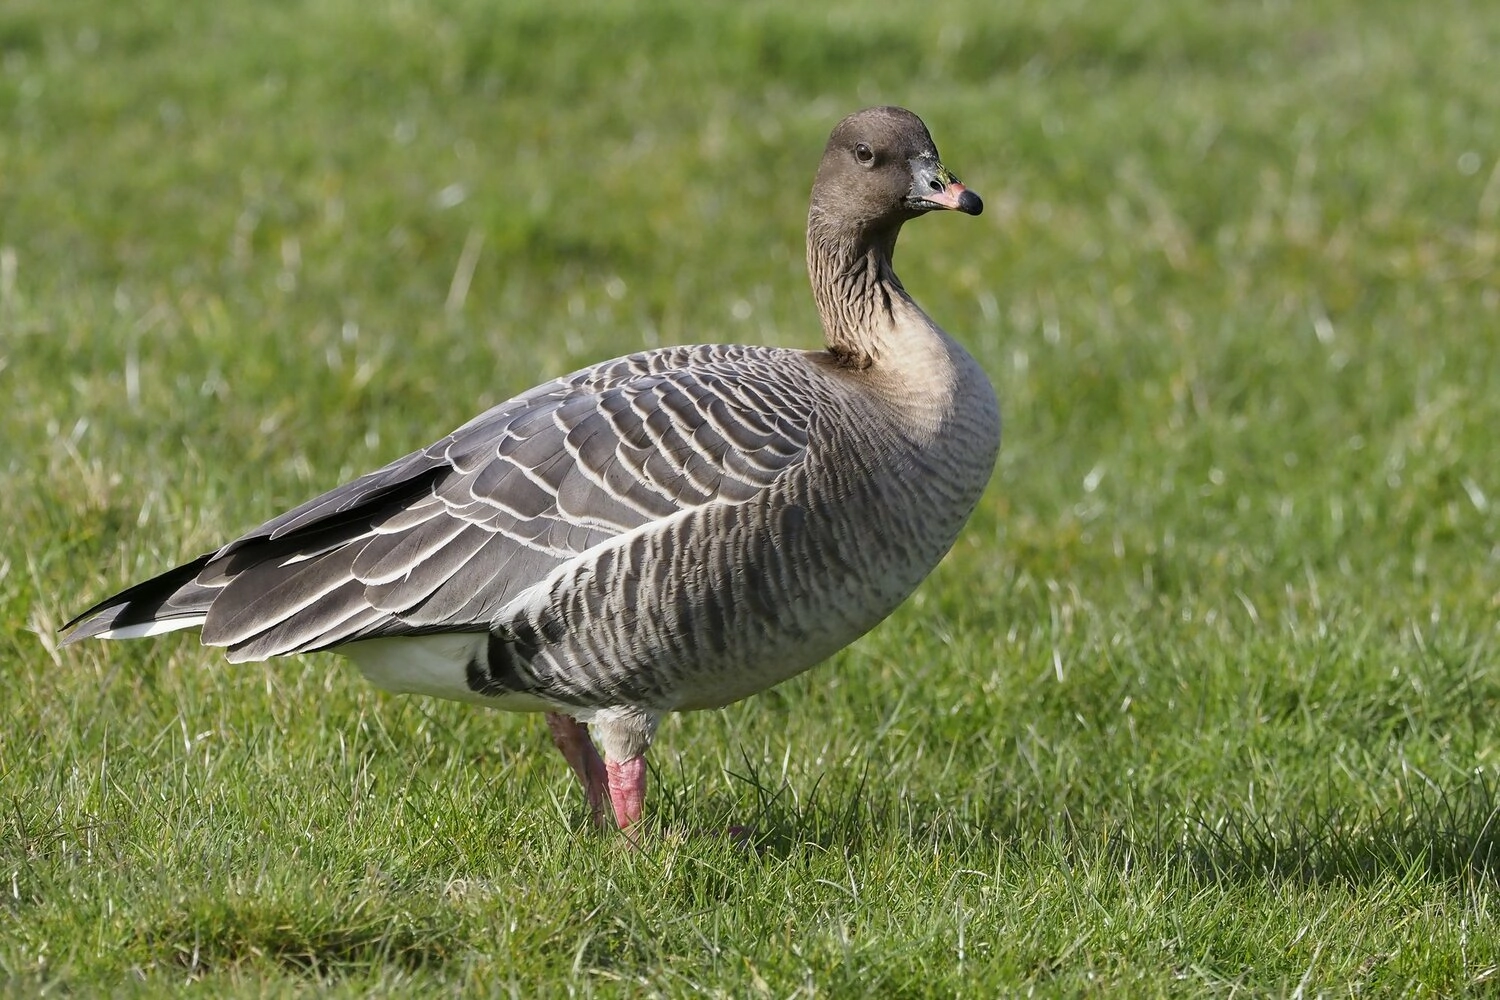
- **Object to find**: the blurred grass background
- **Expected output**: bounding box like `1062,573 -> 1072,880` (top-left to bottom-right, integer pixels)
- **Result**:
3,0 -> 1500,994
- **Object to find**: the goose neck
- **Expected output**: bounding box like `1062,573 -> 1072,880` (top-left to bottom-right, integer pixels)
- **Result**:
805,218 -> 910,368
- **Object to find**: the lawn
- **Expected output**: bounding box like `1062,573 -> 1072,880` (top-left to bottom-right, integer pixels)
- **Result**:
3,0 -> 1500,994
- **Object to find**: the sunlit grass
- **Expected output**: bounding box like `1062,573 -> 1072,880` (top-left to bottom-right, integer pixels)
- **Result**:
3,0 -> 1500,994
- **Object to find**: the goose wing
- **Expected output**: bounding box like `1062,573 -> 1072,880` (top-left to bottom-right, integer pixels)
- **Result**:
65,346 -> 819,661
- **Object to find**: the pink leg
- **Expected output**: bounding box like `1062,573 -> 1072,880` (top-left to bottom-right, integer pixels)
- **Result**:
545,713 -> 608,827
605,756 -> 647,830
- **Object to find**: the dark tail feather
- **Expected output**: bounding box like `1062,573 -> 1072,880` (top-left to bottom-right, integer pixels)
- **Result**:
60,554 -> 217,644
61,464 -> 449,650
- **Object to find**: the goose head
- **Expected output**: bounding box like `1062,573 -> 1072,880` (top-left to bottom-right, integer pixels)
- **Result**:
808,106 -> 982,246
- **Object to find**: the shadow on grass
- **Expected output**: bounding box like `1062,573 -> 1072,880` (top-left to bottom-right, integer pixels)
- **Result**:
133,897 -> 457,981
1170,771 -> 1500,887
108,766 -> 1500,984
681,755 -> 1500,889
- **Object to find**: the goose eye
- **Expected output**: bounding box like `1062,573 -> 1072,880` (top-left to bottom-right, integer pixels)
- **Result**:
853,143 -> 874,165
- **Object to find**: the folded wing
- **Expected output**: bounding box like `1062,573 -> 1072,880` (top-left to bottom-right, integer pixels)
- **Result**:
63,345 -> 818,662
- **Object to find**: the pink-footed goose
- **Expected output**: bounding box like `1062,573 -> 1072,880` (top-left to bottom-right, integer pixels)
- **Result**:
63,106 -> 1000,832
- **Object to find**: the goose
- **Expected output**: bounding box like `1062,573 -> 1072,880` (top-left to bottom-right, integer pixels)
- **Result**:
62,106 -> 1000,832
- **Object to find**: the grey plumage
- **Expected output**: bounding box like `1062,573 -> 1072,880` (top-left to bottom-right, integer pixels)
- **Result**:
63,106 -> 1001,827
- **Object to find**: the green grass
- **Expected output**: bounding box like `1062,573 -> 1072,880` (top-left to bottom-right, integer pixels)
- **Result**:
4,0 -> 1500,993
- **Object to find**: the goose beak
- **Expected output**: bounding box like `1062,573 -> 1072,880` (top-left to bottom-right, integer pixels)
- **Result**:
908,159 -> 984,216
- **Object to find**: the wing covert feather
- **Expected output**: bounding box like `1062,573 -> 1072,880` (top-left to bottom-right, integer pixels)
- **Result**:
191,346 -> 825,657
